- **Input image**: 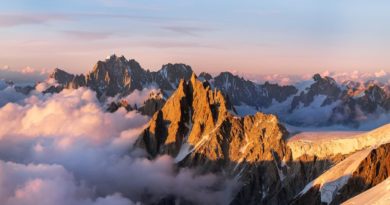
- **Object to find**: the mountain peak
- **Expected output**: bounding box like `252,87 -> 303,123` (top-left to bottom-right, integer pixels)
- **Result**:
190,72 -> 197,84
49,68 -> 74,84
137,74 -> 290,165
105,54 -> 119,61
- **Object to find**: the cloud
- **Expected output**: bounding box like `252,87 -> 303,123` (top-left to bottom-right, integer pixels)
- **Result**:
324,70 -> 390,84
125,88 -> 160,106
97,0 -> 164,11
161,25 -> 214,36
0,67 -> 48,84
374,69 -> 387,78
0,11 -> 174,29
0,86 -> 236,204
0,13 -> 70,27
0,80 -> 30,107
21,66 -> 35,74
62,30 -> 113,40
0,161 -> 135,205
234,69 -> 390,86
135,40 -> 221,49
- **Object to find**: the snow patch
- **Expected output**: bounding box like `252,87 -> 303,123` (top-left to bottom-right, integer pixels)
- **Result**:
288,123 -> 390,159
342,177 -> 390,205
299,148 -> 372,204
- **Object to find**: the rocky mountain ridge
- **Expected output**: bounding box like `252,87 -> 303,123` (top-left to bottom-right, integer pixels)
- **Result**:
46,55 -> 390,128
134,74 -> 390,204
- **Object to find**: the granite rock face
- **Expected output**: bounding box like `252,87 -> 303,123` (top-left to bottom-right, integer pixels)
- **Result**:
48,56 -> 389,127
292,143 -> 390,205
135,74 -> 347,205
49,55 -> 194,99
213,72 -> 298,109
291,74 -> 341,111
48,55 -> 298,111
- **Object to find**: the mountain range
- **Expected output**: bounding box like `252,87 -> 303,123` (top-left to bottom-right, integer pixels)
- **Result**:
7,55 -> 390,205
46,55 -> 390,129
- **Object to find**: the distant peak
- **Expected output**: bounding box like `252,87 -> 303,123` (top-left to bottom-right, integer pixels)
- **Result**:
161,63 -> 193,71
105,54 -> 128,62
313,73 -> 322,81
190,72 -> 198,84
199,72 -> 213,81
50,68 -> 70,76
106,54 -> 117,60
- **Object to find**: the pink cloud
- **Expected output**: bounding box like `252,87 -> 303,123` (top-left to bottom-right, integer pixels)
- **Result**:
375,70 -> 387,78
0,13 -> 70,27
21,66 -> 35,74
62,30 -> 113,40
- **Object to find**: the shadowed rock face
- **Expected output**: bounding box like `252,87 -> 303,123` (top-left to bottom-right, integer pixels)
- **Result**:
331,143 -> 390,205
198,72 -> 213,81
48,56 -> 389,128
138,73 -> 290,163
134,75 -> 389,204
48,55 -> 298,108
85,56 -> 148,97
49,68 -> 75,85
292,143 -> 390,205
136,74 -> 341,205
329,82 -> 390,126
291,74 -> 341,111
50,55 -> 193,98
214,72 -> 298,109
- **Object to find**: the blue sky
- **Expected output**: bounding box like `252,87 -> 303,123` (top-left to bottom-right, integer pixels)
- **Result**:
1,0 -> 390,74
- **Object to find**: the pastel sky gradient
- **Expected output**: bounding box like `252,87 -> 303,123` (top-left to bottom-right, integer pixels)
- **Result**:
1,0 -> 390,74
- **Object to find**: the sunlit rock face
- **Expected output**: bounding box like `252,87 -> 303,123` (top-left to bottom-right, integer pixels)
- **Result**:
291,74 -> 341,111
291,143 -> 390,205
46,55 -> 390,129
49,55 -> 193,99
137,74 -> 301,204
138,74 -> 290,163
213,72 -> 298,109
135,75 -> 390,204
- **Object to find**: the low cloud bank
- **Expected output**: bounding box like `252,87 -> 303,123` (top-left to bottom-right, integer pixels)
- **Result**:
0,86 -> 236,204
0,66 -> 48,84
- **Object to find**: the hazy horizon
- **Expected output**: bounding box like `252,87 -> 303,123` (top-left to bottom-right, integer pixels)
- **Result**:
1,0 -> 390,75
1,54 -> 389,85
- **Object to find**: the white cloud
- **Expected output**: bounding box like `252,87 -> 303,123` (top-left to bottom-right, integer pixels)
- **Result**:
0,80 -> 28,107
0,161 -> 135,205
21,66 -> 35,74
374,69 -> 387,78
0,67 -> 47,84
0,86 -> 236,204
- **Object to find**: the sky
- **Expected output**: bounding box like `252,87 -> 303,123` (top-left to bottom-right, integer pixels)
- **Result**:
1,0 -> 390,75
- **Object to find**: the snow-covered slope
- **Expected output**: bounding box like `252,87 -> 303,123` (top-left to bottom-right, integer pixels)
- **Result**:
342,177 -> 390,205
288,123 -> 390,159
298,148 -> 372,204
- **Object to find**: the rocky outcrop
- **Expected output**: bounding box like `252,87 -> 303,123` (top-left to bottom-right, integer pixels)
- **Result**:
106,91 -> 166,116
153,63 -> 193,91
49,55 -> 193,99
291,74 -> 341,111
213,72 -> 298,109
49,68 -> 75,85
48,55 -> 297,110
48,56 -> 389,128
106,100 -> 134,113
135,74 -> 349,205
138,92 -> 166,116
198,72 -> 213,81
292,143 -> 390,205
330,82 -> 390,126
136,74 -> 295,204
331,143 -> 390,204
